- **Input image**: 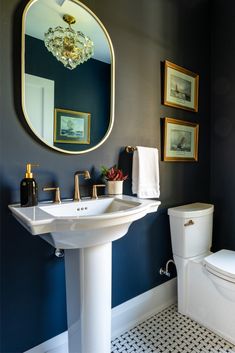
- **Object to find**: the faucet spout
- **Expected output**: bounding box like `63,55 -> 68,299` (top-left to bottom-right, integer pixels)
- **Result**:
74,170 -> 91,201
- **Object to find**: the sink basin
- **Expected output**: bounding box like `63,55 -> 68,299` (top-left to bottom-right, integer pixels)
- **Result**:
9,195 -> 160,249
39,196 -> 141,217
9,194 -> 160,353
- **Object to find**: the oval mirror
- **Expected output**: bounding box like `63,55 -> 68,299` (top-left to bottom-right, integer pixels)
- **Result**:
22,0 -> 115,154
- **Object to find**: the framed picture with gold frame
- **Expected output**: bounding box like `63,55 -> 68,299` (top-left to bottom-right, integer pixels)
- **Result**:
164,60 -> 199,112
54,108 -> 90,144
163,118 -> 199,162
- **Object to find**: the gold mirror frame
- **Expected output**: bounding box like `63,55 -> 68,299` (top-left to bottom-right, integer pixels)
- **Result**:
21,0 -> 115,154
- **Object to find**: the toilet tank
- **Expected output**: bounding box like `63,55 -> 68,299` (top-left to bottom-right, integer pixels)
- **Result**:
168,203 -> 214,258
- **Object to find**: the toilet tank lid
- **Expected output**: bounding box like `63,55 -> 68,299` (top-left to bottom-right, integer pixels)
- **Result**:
168,203 -> 214,218
204,250 -> 235,279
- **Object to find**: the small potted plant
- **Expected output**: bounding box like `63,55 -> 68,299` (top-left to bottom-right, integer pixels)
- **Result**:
101,166 -> 128,195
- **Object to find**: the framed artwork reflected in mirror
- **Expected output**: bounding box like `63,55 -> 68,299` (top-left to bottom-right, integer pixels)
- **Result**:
54,108 -> 90,145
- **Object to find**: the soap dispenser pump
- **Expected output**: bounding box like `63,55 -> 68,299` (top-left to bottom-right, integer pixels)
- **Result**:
20,163 -> 39,207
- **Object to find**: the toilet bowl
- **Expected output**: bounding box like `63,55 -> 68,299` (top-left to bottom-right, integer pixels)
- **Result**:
168,203 -> 235,345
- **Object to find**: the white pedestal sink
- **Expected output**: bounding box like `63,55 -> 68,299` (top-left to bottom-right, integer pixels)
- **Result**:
9,195 -> 160,353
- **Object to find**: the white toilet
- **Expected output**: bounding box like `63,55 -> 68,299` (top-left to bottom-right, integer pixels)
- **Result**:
168,202 -> 235,345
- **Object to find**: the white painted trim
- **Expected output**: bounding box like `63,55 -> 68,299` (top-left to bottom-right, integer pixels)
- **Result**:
24,279 -> 177,353
111,278 -> 177,339
24,331 -> 68,353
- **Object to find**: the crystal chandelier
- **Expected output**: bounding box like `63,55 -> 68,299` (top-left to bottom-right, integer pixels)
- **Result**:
44,14 -> 94,70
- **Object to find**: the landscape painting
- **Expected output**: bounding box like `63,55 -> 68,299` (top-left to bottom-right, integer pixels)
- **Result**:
163,117 -> 199,161
164,61 -> 199,112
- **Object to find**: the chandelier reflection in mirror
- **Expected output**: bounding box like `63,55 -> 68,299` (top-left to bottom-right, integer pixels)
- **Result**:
44,14 -> 94,70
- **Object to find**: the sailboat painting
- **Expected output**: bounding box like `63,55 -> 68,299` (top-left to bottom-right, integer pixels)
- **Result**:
163,60 -> 199,112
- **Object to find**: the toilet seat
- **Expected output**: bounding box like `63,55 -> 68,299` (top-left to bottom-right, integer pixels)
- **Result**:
204,250 -> 235,283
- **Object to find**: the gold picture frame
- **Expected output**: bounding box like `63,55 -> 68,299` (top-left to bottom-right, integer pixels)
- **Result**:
163,118 -> 199,162
54,108 -> 90,145
164,60 -> 199,112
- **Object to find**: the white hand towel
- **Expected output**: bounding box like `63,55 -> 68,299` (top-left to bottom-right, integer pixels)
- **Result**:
132,146 -> 160,198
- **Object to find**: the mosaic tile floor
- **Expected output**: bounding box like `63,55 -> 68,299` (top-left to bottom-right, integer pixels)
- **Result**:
111,305 -> 235,353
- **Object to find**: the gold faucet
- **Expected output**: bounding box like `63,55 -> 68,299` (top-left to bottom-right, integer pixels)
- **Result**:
74,170 -> 91,201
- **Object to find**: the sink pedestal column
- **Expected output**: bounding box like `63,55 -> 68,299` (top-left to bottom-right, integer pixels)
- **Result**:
64,243 -> 112,353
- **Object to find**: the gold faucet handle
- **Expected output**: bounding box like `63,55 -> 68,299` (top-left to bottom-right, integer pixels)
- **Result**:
92,184 -> 106,199
43,187 -> 61,204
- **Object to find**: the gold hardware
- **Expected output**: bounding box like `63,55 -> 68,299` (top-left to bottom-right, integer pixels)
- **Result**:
184,219 -> 194,227
125,146 -> 137,153
74,170 -> 91,201
25,163 -> 39,178
43,187 -> 61,204
63,14 -> 76,26
92,184 -> 106,199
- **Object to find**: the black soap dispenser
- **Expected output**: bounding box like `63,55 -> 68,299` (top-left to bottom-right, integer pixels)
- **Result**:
20,163 -> 39,207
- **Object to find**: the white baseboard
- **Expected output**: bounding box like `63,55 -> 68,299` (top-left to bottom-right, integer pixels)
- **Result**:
24,331 -> 68,353
25,278 -> 177,353
111,278 -> 177,339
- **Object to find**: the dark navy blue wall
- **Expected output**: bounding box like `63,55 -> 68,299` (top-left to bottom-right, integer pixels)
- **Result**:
211,0 -> 235,252
1,0 -> 211,352
25,35 -> 110,151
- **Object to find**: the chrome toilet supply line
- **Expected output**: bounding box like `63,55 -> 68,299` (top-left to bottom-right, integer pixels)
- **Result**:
159,259 -> 175,277
55,248 -> 64,258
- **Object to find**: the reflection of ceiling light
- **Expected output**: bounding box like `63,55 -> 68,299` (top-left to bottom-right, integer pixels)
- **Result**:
44,14 -> 94,70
